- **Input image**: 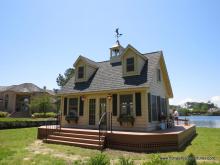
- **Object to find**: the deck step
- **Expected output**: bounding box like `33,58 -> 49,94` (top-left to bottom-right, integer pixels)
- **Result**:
48,135 -> 104,145
44,139 -> 103,150
59,129 -> 101,135
53,132 -> 105,140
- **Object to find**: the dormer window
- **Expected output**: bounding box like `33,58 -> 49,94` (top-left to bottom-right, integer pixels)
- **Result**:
78,66 -> 84,79
157,69 -> 161,82
126,57 -> 134,72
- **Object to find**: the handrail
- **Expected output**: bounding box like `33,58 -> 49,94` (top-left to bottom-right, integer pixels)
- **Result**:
99,112 -> 107,125
98,112 -> 107,149
45,113 -> 61,140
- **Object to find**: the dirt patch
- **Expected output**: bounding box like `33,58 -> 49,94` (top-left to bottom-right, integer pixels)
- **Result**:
26,140 -> 86,162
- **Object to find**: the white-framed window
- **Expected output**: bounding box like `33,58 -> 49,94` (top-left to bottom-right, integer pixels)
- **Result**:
126,57 -> 135,72
68,98 -> 78,117
78,66 -> 84,79
4,94 -> 9,110
157,69 -> 161,82
120,94 -> 133,116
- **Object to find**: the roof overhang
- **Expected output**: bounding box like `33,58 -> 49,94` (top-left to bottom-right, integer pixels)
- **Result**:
57,86 -> 149,97
73,55 -> 99,68
120,44 -> 148,60
159,53 -> 173,98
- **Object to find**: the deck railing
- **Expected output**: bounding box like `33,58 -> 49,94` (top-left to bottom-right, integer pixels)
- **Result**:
176,118 -> 190,126
45,114 -> 61,140
98,112 -> 113,150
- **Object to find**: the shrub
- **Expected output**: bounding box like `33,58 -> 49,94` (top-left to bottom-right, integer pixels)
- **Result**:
186,153 -> 197,165
117,156 -> 134,165
87,153 -> 110,165
143,154 -> 168,165
0,111 -> 8,118
32,112 -> 57,118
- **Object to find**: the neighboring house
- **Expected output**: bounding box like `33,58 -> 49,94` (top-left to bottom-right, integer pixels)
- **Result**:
58,42 -> 173,131
0,83 -> 54,115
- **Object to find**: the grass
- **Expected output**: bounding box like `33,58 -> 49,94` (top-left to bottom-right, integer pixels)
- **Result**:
0,127 -> 220,164
0,117 -> 54,122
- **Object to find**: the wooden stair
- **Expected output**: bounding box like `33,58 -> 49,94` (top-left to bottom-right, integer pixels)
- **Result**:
43,128 -> 106,150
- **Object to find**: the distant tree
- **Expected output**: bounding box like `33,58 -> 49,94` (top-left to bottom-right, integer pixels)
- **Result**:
178,108 -> 190,116
29,95 -> 54,115
56,68 -> 75,87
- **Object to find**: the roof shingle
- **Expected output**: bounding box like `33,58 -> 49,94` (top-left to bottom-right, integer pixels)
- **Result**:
59,51 -> 162,94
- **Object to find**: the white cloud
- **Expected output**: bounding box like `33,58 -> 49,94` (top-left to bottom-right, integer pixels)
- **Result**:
211,96 -> 220,107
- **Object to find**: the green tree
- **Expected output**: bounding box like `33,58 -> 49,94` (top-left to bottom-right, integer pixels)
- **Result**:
29,95 -> 54,115
56,68 -> 75,87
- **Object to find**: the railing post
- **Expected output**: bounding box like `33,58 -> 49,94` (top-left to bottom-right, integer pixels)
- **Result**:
111,112 -> 112,132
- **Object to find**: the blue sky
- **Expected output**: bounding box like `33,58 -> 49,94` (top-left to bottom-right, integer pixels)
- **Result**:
0,0 -> 220,106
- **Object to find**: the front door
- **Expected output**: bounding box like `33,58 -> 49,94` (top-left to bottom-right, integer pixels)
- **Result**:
89,99 -> 96,125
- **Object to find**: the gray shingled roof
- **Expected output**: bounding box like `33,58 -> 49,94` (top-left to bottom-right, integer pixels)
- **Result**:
59,51 -> 162,94
0,83 -> 54,94
0,86 -> 12,92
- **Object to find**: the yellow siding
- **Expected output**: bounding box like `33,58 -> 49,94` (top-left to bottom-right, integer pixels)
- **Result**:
60,88 -> 149,131
150,61 -> 167,97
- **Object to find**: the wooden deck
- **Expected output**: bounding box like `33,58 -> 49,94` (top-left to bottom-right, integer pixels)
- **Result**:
38,124 -> 196,152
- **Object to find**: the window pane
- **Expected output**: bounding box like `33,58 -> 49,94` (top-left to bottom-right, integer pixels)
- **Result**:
120,94 -> 133,116
157,69 -> 161,81
152,95 -> 158,121
89,99 -> 96,125
69,98 -> 78,116
78,66 -> 84,79
99,98 -> 106,119
126,58 -> 134,72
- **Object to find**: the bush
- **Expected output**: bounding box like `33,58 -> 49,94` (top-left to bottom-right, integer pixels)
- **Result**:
117,156 -> 134,165
0,111 -> 8,118
143,154 -> 168,165
32,112 -> 57,118
87,153 -> 110,165
186,153 -> 197,165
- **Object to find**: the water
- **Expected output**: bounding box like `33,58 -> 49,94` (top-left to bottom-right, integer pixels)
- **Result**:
179,116 -> 220,128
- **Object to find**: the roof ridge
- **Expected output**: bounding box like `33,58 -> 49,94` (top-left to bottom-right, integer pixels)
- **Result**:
143,50 -> 162,55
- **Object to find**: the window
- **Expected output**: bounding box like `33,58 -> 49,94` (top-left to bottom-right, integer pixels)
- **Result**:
89,99 -> 96,125
148,93 -> 152,122
126,57 -> 134,72
4,94 -> 8,110
157,69 -> 161,82
64,98 -> 67,116
68,98 -> 78,117
112,94 -> 117,116
78,66 -> 84,79
120,94 -> 133,116
99,98 -> 106,119
151,95 -> 158,121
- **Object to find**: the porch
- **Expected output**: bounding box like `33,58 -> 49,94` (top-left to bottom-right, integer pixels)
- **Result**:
38,124 -> 196,152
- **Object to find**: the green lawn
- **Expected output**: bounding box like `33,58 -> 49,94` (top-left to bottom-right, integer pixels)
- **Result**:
0,118 -> 54,122
0,127 -> 219,165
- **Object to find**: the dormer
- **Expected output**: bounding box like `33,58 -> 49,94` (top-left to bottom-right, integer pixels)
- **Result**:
121,44 -> 147,77
73,55 -> 99,83
110,41 -> 124,64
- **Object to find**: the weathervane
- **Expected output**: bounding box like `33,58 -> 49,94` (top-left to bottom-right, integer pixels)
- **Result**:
115,28 -> 123,44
